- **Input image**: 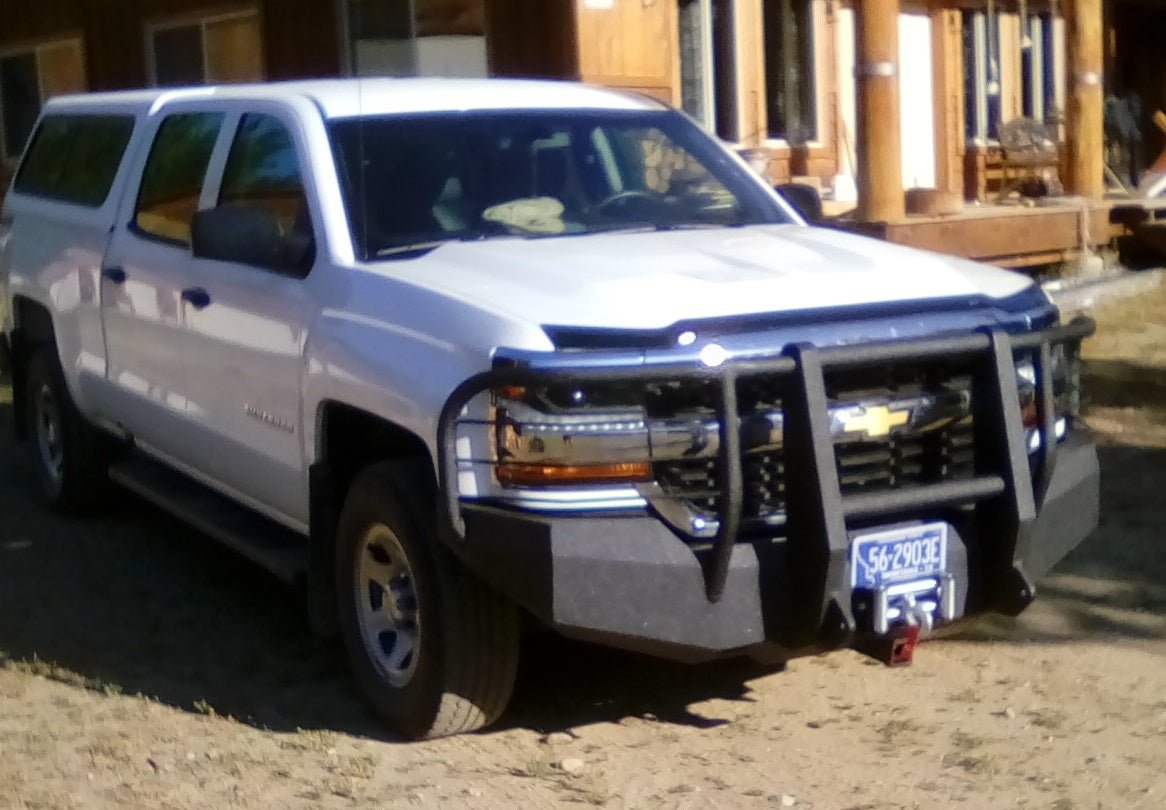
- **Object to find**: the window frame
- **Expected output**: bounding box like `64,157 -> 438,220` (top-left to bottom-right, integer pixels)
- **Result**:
129,109 -> 229,249
677,0 -> 825,151
0,36 -> 87,164
199,104 -> 320,277
144,6 -> 264,88
13,113 -> 137,208
964,8 -> 1064,148
211,110 -> 316,277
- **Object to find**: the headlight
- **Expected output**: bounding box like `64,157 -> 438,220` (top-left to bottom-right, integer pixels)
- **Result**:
1015,343 -> 1080,450
493,386 -> 653,487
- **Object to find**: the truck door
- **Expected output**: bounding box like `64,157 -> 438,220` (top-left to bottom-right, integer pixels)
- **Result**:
176,108 -> 315,528
100,111 -> 228,460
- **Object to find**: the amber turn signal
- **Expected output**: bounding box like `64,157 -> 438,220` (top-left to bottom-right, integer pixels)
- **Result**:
496,461 -> 651,487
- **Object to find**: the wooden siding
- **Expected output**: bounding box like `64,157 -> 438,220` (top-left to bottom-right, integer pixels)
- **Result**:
573,0 -> 677,104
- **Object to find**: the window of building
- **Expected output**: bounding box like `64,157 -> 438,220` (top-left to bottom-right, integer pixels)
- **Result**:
134,112 -> 224,245
0,39 -> 86,162
678,0 -> 817,144
147,9 -> 264,87
963,9 -> 1058,143
762,0 -> 816,143
341,0 -> 487,78
15,114 -> 135,206
1021,13 -> 1056,122
220,113 -> 311,240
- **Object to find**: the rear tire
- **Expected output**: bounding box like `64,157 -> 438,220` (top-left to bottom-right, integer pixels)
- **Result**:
23,347 -> 112,514
335,460 -> 520,739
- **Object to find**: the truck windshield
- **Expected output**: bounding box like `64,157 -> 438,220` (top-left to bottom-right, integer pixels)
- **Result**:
328,109 -> 791,260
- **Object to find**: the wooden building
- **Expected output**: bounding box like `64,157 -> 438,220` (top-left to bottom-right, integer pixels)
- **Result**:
0,0 -> 1150,269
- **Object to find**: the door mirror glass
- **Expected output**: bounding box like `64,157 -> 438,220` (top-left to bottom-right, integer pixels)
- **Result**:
191,204 -> 314,273
775,182 -> 822,223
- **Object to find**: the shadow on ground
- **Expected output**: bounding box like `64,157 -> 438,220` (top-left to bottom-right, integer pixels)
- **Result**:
0,391 -> 770,739
1,375 -> 1164,738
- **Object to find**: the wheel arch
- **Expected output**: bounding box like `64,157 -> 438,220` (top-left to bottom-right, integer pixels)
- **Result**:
307,400 -> 438,636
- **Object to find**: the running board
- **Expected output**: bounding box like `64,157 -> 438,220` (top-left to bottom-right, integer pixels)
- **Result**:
108,455 -> 309,583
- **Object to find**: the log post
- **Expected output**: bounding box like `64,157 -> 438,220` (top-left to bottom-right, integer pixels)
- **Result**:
855,0 -> 904,222
1064,0 -> 1104,199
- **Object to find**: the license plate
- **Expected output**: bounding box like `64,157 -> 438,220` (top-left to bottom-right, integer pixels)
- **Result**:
851,523 -> 948,589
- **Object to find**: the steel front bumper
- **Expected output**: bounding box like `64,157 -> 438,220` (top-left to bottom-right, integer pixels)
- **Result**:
452,434 -> 1097,660
438,318 -> 1098,660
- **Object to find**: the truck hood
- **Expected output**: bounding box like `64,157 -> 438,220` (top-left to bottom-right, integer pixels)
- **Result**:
379,224 -> 1034,331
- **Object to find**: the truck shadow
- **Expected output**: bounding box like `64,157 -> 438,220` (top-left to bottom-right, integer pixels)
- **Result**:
0,392 -> 769,739
0,388 -> 1164,739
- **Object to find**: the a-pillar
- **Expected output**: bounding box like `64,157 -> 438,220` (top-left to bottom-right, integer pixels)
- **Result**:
1064,0 -> 1104,199
855,0 -> 904,222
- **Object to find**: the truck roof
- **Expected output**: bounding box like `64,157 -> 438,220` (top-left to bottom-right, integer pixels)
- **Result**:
42,77 -> 665,120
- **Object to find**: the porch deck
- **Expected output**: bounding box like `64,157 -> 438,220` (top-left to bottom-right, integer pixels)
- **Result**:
825,200 -> 1114,270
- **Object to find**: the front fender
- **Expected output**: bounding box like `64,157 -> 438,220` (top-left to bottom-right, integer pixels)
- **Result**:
301,269 -> 553,467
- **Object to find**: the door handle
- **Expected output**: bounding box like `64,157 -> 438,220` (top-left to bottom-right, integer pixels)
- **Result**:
181,287 -> 211,310
102,266 -> 127,284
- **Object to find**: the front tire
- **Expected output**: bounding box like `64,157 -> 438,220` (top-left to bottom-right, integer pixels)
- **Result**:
335,461 -> 520,739
23,347 -> 112,514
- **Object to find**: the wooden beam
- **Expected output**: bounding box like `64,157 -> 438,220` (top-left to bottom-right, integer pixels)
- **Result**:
1064,0 -> 1104,199
733,0 -> 767,146
931,7 -> 963,199
855,0 -> 904,223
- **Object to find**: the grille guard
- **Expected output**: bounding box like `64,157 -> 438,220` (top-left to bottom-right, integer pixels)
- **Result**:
437,317 -> 1095,645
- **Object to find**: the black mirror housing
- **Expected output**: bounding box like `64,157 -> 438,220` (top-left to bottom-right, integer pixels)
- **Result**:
775,182 -> 823,223
191,204 -> 314,275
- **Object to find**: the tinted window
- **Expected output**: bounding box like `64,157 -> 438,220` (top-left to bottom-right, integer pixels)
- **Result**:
219,113 -> 311,237
134,112 -> 223,245
14,114 -> 135,207
12,116 -> 72,197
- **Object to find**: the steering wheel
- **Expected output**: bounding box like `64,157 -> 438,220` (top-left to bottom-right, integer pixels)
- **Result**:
595,189 -> 666,216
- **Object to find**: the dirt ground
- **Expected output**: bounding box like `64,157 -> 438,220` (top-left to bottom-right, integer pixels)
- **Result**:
1,282 -> 1165,810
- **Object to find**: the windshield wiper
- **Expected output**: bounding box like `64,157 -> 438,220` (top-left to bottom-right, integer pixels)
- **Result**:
375,240 -> 451,259
523,221 -> 748,241
374,232 -> 502,260
653,221 -> 748,231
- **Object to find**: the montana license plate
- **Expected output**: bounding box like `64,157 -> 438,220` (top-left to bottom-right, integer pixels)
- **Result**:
851,523 -> 948,589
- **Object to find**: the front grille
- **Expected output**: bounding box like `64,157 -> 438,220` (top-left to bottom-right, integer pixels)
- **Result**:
834,419 -> 976,492
653,362 -> 977,535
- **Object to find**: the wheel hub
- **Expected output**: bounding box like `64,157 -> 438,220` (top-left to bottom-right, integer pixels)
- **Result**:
355,524 -> 421,688
34,382 -> 63,486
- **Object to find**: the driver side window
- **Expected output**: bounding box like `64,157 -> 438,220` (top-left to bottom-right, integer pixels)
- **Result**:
219,113 -> 312,240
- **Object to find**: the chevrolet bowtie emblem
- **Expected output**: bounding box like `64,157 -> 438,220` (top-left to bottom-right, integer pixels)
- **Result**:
839,404 -> 911,438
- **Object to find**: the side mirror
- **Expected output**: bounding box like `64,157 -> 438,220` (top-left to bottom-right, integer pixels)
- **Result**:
191,204 -> 314,275
775,182 -> 823,223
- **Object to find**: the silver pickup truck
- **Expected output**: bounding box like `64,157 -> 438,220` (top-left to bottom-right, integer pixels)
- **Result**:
0,78 -> 1098,739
